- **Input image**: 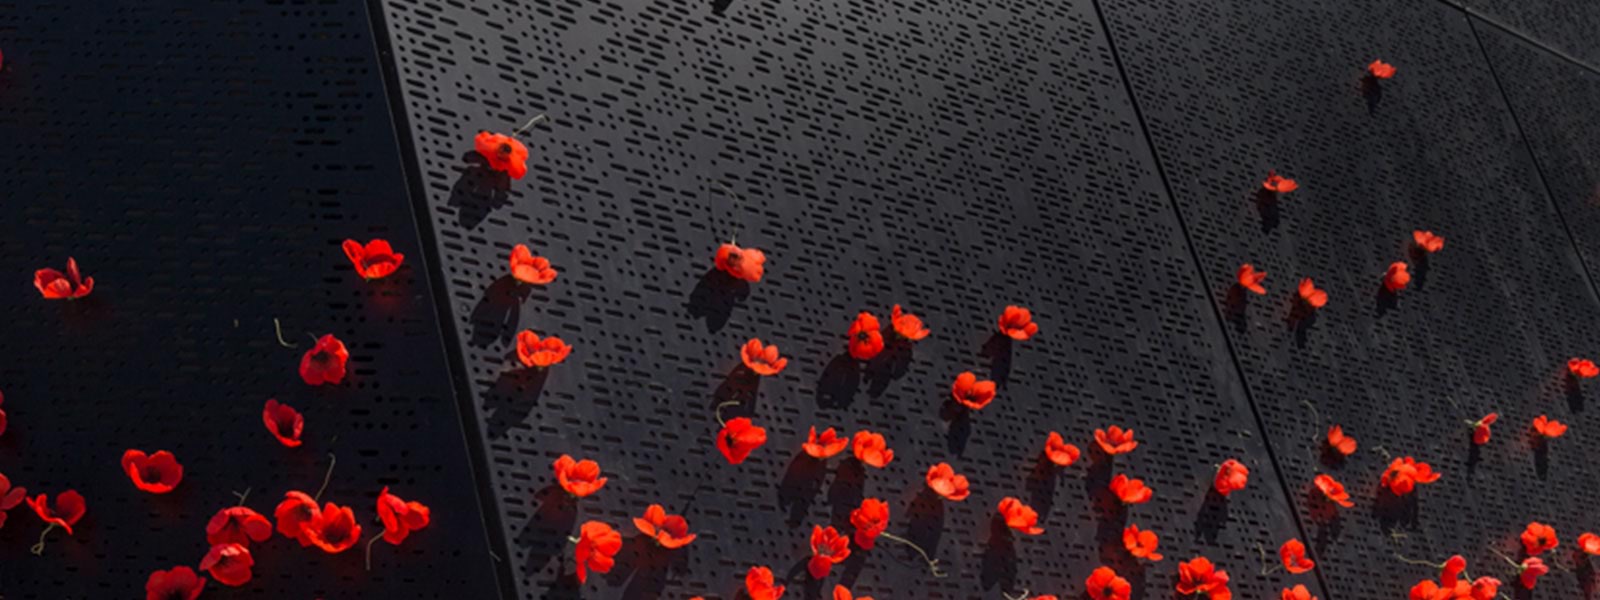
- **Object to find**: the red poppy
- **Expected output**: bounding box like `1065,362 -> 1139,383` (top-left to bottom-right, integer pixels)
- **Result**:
808,525 -> 852,578
803,427 -> 850,459
746,566 -> 786,600
833,585 -> 875,600
997,497 -> 1042,535
848,312 -> 885,361
1380,457 -> 1441,496
509,244 -> 557,284
1580,532 -> 1600,555
553,455 -> 607,497
1519,557 -> 1548,589
850,498 -> 889,549
1086,566 -> 1132,600
262,399 -> 304,448
1095,425 -> 1138,455
714,243 -> 767,282
0,388 -> 7,438
0,473 -> 26,530
1471,577 -> 1502,599
1214,460 -> 1249,497
145,565 -> 206,600
1298,278 -> 1328,308
28,490 -> 86,535
997,305 -> 1039,340
1383,262 -> 1411,293
516,330 -> 572,368
573,520 -> 622,583
1281,585 -> 1316,600
741,338 -> 789,376
1327,425 -> 1357,455
1177,556 -> 1231,598
852,431 -> 894,468
890,305 -> 930,340
632,504 -> 695,549
1263,170 -> 1299,194
1123,524 -> 1163,561
1280,538 -> 1314,573
1413,230 -> 1445,253
1408,580 -> 1442,600
206,506 -> 271,547
1531,415 -> 1567,440
342,239 -> 404,280
122,449 -> 183,494
1368,60 -> 1397,79
1237,264 -> 1268,295
1313,474 -> 1354,508
1110,474 -> 1153,505
1522,522 -> 1558,556
473,131 -> 530,179
717,417 -> 768,464
1045,432 -> 1081,467
304,502 -> 361,554
1442,554 -> 1466,588
1472,413 -> 1498,445
1570,358 -> 1600,378
34,257 -> 94,300
274,491 -> 319,546
199,543 -> 253,587
299,333 -> 349,386
951,371 -> 997,410
376,487 -> 431,545
926,463 -> 970,501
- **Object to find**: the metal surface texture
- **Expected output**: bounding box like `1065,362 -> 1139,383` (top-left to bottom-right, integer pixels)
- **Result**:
1465,0 -> 1600,71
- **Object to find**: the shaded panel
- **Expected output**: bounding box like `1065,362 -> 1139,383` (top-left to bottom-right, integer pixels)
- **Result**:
1465,0 -> 1600,70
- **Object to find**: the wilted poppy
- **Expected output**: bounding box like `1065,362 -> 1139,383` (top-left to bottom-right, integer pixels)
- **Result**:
803,427 -> 850,459
1570,358 -> 1599,378
26,490 -> 83,554
274,491 -> 319,546
122,450 -> 183,494
1383,262 -> 1411,293
808,525 -> 852,578
262,399 -> 304,448
997,497 -> 1042,535
1110,474 -> 1153,505
890,305 -> 930,340
1532,415 -> 1567,440
1123,524 -> 1163,561
1413,230 -> 1445,253
1380,457 -> 1441,496
1522,522 -> 1558,556
1086,566 -> 1132,600
1442,554 -> 1466,588
714,243 -> 767,283
1519,557 -> 1548,589
145,565 -> 206,600
717,417 -> 768,465
951,371 -> 997,410
1327,425 -> 1357,455
741,338 -> 788,376
1214,460 -> 1249,497
1281,538 -> 1314,573
473,131 -> 530,179
554,455 -> 607,497
0,473 -> 26,530
848,312 -> 885,361
852,431 -> 893,468
833,585 -> 875,600
1298,278 -> 1328,308
1176,556 -> 1231,597
633,504 -> 695,549
376,487 -> 431,545
34,257 -> 94,300
1579,532 -> 1600,555
746,566 -> 786,600
1368,60 -> 1397,79
850,498 -> 889,550
1238,264 -> 1268,295
1281,584 -> 1316,600
516,330 -> 572,368
1472,413 -> 1498,445
342,239 -> 404,280
1471,577 -> 1502,599
1045,432 -> 1081,467
926,463 -> 970,501
299,334 -> 349,386
997,305 -> 1039,340
574,520 -> 622,583
199,543 -> 253,587
1095,425 -> 1138,455
509,244 -> 557,284
1263,170 -> 1299,194
305,502 -> 360,554
206,506 -> 272,547
1313,474 -> 1353,508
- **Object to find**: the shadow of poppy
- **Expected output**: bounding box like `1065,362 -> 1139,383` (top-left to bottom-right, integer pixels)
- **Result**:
515,484 -> 579,582
1409,247 -> 1431,290
1533,436 -> 1551,480
940,401 -> 973,456
609,534 -> 684,599
685,268 -> 749,334
469,275 -> 531,349
1362,74 -> 1384,115
1287,300 -> 1318,348
1466,441 -> 1482,478
1567,374 -> 1586,414
1374,282 -> 1399,318
448,153 -> 512,231
1223,285 -> 1249,334
711,365 -> 762,413
815,352 -> 860,409
1574,549 -> 1597,599
978,515 -> 1018,591
781,558 -> 824,598
1254,188 -> 1281,233
1192,489 -> 1230,545
1373,487 -> 1418,533
777,453 -> 827,527
862,340 -> 914,397
484,367 -> 550,439
827,460 -> 867,526
1024,454 -> 1058,520
979,333 -> 1014,388
59,294 -> 113,333
1318,444 -> 1347,469
1304,487 -> 1344,555
905,489 -> 946,556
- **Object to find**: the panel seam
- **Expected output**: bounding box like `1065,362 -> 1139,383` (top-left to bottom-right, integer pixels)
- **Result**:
1434,0 -> 1600,77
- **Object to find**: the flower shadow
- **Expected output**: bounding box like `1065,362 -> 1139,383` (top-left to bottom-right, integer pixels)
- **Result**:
1286,300 -> 1318,348
484,367 -> 550,439
1373,487 -> 1418,533
979,333 -> 1014,388
606,534 -> 686,599
685,268 -> 749,334
1573,549 -> 1597,599
1566,374 -> 1586,414
939,401 -> 973,456
1374,282 -> 1399,319
1223,285 -> 1249,335
1361,74 -> 1384,115
1304,487 -> 1344,555
1024,454 -> 1058,520
469,275 -> 530,349
1191,489 -> 1230,545
1254,188 -> 1281,233
777,453 -> 827,527
1408,247 -> 1432,290
904,488 -> 946,557
978,515 -> 1018,591
448,153 -> 511,230
1533,436 -> 1551,480
827,459 -> 867,527
815,352 -> 860,409
514,484 -> 579,586
862,340 -> 914,397
711,365 -> 762,412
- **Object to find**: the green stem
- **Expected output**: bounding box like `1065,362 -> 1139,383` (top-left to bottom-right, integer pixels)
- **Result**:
365,531 -> 387,571
274,318 -> 298,348
314,453 -> 337,502
512,114 -> 548,136
878,532 -> 948,578
29,523 -> 56,556
714,401 -> 740,427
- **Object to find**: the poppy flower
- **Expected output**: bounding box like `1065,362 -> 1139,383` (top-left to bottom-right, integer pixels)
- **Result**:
808,525 -> 852,578
1579,532 -> 1600,555
1408,580 -> 1443,600
145,566 -> 206,600
1383,262 -> 1411,293
1110,474 -> 1153,505
342,239 -> 404,280
1413,230 -> 1445,253
199,543 -> 254,587
553,455 -> 607,497
1327,425 -> 1357,455
717,417 -> 768,465
1519,557 -> 1548,589
1531,415 -> 1567,440
376,487 -> 431,545
852,431 -> 893,468
1122,524 -> 1163,561
34,257 -> 94,300
1237,264 -> 1268,295
997,497 -> 1043,535
304,502 -> 360,554
1214,459 -> 1249,497
261,399 -> 304,448
1368,60 -> 1397,79
1095,425 -> 1138,455
1045,432 -> 1081,467
714,243 -> 767,282
509,244 -> 557,284
890,305 -> 930,340
848,312 -> 885,361
1471,577 -> 1502,599
1442,554 -> 1466,588
29,490 -> 87,536
1380,457 -> 1441,496
1313,474 -> 1354,508
573,520 -> 622,583
299,334 -> 349,386
803,426 -> 850,459
850,498 -> 889,549
746,566 -> 786,600
121,449 -> 184,494
997,305 -> 1039,340
1281,585 -> 1316,600
1176,556 -> 1231,597
206,506 -> 272,547
473,131 -> 530,179
0,473 -> 25,530
1086,566 -> 1132,600
274,491 -> 319,546
951,371 -> 997,410
833,585 -> 875,600
926,463 -> 970,501
1472,413 -> 1498,445
0,388 -> 7,438
1263,170 -> 1299,194
1521,522 -> 1558,556
516,330 -> 572,368
632,504 -> 695,549
740,338 -> 788,376
1570,358 -> 1600,378
1280,538 -> 1314,573
1298,278 -> 1328,308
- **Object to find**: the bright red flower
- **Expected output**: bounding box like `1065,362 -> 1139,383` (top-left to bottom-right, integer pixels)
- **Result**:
1580,532 -> 1600,555
997,305 -> 1039,340
850,498 -> 889,549
1413,230 -> 1445,253
1263,170 -> 1299,194
997,497 -> 1042,535
509,244 -> 557,284
1123,524 -> 1163,561
1327,425 -> 1357,455
305,502 -> 360,554
261,399 -> 304,448
1238,264 -> 1268,295
746,566 -> 786,600
951,371 -> 997,410
1408,580 -> 1442,600
122,449 -> 183,494
28,490 -> 86,535
1095,425 -> 1138,455
714,243 -> 766,282
1045,432 -> 1081,467
554,455 -> 607,497
1110,474 -> 1153,505
0,473 -> 26,531
1298,278 -> 1328,308
1380,457 -> 1441,496
1177,556 -> 1231,597
1281,585 -> 1316,600
299,333 -> 349,386
574,520 -> 622,584
199,543 -> 253,587
1280,538 -> 1314,573
274,491 -> 319,546
516,329 -> 572,368
833,585 -> 875,600
1471,577 -> 1502,599
1368,60 -> 1397,79
342,239 -> 404,280
1313,474 -> 1354,508
473,131 -> 530,179
848,312 -> 885,361
1442,554 -> 1466,588
632,504 -> 695,549
1519,557 -> 1548,589
926,463 -> 970,501
717,417 -> 768,465
1086,566 -> 1132,600
1571,358 -> 1600,378
145,565 -> 206,600
741,338 -> 789,376
1384,262 -> 1411,293
1531,415 -> 1567,440
1473,413 -> 1498,445
808,525 -> 851,578
34,257 -> 94,300
852,430 -> 893,468
1521,522 -> 1558,555
376,487 -> 431,545
1214,459 -> 1249,497
206,506 -> 271,547
890,305 -> 930,340
803,426 -> 850,459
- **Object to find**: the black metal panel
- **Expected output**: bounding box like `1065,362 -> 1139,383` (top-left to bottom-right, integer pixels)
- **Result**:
1101,0 -> 1600,598
371,0 -> 1313,598
1464,0 -> 1600,71
0,1 -> 500,598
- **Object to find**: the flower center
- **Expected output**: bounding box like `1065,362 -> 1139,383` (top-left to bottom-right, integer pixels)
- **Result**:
497,143 -> 513,156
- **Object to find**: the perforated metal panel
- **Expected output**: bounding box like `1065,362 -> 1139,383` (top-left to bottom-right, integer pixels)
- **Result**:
1465,0 -> 1600,71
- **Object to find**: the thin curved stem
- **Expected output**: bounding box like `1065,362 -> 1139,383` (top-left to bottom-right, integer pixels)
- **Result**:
714,401 -> 740,427
1490,547 -> 1521,568
878,532 -> 948,578
512,114 -> 548,136
1000,589 -> 1030,600
1394,553 -> 1442,569
365,531 -> 387,571
314,453 -> 337,502
713,182 -> 745,244
233,487 -> 252,506
29,523 -> 56,556
273,318 -> 298,348
1259,543 -> 1282,576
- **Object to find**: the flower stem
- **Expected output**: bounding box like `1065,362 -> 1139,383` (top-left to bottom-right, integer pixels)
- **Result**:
713,182 -> 744,244
1393,553 -> 1443,569
29,524 -> 56,556
314,453 -> 337,502
714,401 -> 740,427
233,487 -> 252,506
365,531 -> 387,571
877,532 -> 948,577
567,535 -> 580,544
512,114 -> 548,136
274,318 -> 298,348
1000,589 -> 1030,600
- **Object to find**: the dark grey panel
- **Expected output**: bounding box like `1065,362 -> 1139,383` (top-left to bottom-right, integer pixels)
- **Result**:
1465,0 -> 1600,71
